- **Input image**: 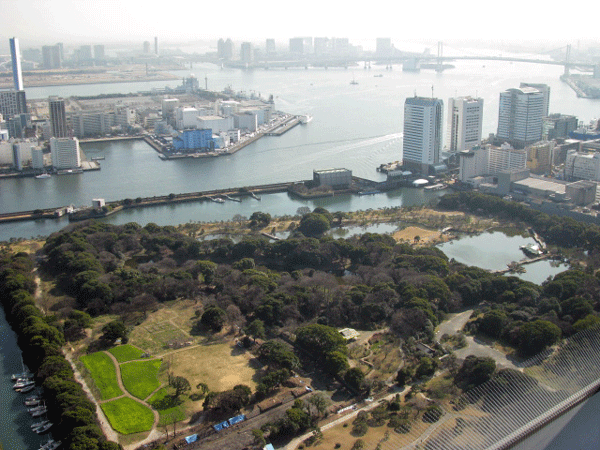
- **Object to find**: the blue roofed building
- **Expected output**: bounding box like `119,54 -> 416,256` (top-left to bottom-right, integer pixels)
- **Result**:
173,128 -> 216,152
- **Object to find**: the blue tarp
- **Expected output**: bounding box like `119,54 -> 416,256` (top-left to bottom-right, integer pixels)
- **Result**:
213,420 -> 230,431
184,434 -> 198,444
264,444 -> 275,450
228,414 -> 246,426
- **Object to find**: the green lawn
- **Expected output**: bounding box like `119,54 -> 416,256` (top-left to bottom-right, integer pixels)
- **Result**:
81,352 -> 123,400
121,359 -> 162,400
108,344 -> 145,363
101,397 -> 155,434
148,388 -> 186,426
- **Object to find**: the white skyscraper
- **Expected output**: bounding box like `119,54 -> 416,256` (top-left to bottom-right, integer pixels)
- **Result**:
446,96 -> 483,153
9,37 -> 24,91
50,137 -> 81,170
403,96 -> 443,173
497,87 -> 544,148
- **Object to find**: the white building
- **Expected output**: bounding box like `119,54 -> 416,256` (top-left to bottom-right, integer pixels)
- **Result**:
402,96 -> 443,173
233,112 -> 258,132
446,96 -> 483,153
565,151 -> 600,182
50,137 -> 81,170
520,82 -> 550,117
459,144 -> 527,182
0,140 -> 13,165
31,146 -> 44,170
196,116 -> 233,134
175,107 -> 200,129
497,87 -> 544,148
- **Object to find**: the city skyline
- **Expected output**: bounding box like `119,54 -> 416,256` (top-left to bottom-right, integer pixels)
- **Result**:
2,0 -> 598,50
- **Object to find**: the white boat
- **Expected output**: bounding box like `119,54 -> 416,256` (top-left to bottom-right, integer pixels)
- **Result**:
39,439 -> 61,450
30,406 -> 47,417
34,422 -> 53,434
11,371 -> 34,381
31,420 -> 50,429
17,384 -> 36,393
299,115 -> 313,124
14,379 -> 35,390
25,396 -> 42,406
35,173 -> 51,179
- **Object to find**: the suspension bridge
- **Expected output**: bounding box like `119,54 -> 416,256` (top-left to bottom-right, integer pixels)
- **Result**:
379,325 -> 600,450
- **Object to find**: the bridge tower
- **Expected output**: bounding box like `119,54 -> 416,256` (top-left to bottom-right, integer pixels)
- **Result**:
564,44 -> 571,76
436,41 -> 444,72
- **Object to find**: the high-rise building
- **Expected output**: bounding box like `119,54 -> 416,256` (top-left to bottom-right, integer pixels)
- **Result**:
446,96 -> 483,153
217,38 -> 234,60
266,39 -> 276,55
240,42 -> 253,63
542,114 -> 578,140
50,137 -> 81,169
376,38 -> 393,57
9,38 -> 24,91
289,37 -> 313,54
49,96 -> 68,138
520,82 -> 550,117
497,87 -> 544,148
94,45 -> 105,60
0,90 -> 27,119
42,45 -> 62,69
403,96 -> 444,173
143,41 -> 151,54
154,37 -> 159,55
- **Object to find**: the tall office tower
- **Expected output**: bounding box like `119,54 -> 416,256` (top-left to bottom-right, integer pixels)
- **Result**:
376,38 -> 393,57
266,39 -> 276,55
497,87 -> 544,148
93,45 -> 105,60
520,82 -> 550,117
403,96 -> 444,173
9,38 -> 24,91
314,37 -> 330,56
217,38 -> 234,60
78,45 -> 93,62
0,90 -> 27,118
154,37 -> 158,55
542,114 -> 578,140
42,45 -> 62,69
446,96 -> 484,153
143,41 -> 151,54
50,137 -> 81,170
49,96 -> 68,138
56,42 -> 64,60
240,42 -> 253,63
289,37 -> 313,54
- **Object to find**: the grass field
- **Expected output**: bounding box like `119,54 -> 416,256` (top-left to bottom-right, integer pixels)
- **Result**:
121,359 -> 163,400
81,352 -> 123,400
148,388 -> 186,426
108,344 -> 145,363
101,397 -> 155,435
166,342 -> 262,394
128,300 -> 198,353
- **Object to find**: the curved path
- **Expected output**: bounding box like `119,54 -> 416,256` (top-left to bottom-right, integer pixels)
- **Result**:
102,351 -> 164,449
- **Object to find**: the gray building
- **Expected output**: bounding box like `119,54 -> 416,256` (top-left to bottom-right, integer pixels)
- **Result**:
313,168 -> 352,189
543,114 -> 578,140
0,90 -> 27,119
49,96 -> 68,138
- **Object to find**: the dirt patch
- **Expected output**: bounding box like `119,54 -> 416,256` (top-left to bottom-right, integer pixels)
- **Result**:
392,226 -> 444,244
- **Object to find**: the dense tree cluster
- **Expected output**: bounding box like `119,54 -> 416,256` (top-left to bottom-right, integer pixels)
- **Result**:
0,252 -> 121,450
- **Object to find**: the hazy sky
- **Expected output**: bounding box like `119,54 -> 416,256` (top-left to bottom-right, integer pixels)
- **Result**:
3,0 -> 598,50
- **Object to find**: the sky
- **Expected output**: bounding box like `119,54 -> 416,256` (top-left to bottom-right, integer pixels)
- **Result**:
3,0 -> 599,51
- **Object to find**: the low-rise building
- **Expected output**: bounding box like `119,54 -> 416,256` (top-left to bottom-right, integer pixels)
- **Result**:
313,168 -> 352,189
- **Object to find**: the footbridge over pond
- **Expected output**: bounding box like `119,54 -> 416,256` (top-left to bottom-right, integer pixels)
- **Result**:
385,326 -> 600,450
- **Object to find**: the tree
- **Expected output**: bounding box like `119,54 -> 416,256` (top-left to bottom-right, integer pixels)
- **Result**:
518,320 -> 561,356
296,206 -> 311,216
170,376 -> 191,398
344,367 -> 365,392
298,213 -> 331,237
415,357 -> 437,379
249,211 -> 271,229
454,356 -> 496,390
306,393 -> 330,418
200,305 -> 227,332
246,319 -> 266,340
101,320 -> 128,343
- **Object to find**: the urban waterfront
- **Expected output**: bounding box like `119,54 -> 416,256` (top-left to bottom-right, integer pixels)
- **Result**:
2,54 -> 600,449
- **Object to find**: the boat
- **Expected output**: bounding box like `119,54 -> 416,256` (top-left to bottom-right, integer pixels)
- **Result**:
11,371 -> 34,381
209,197 -> 225,203
424,183 -> 447,191
35,173 -> 51,179
34,422 -> 53,434
91,156 -> 105,160
520,243 -> 544,257
25,396 -> 42,406
28,405 -> 46,414
374,74 -> 383,77
17,384 -> 36,393
31,420 -> 50,429
350,78 -> 358,85
30,406 -> 47,417
299,115 -> 313,124
14,379 -> 35,390
39,439 -> 61,450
